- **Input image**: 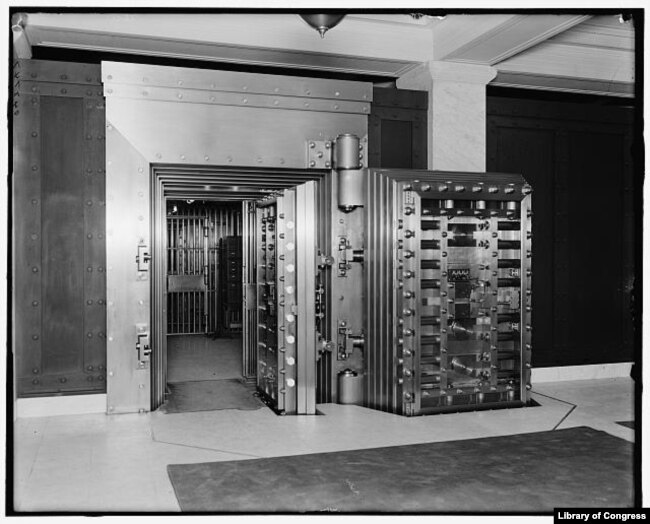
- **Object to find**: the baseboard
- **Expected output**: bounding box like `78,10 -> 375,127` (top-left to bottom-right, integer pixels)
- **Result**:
17,394 -> 106,418
532,362 -> 633,383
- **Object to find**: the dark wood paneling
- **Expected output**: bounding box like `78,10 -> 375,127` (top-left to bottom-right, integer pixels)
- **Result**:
566,131 -> 626,365
41,96 -> 85,374
488,96 -> 636,368
369,87 -> 427,170
490,126 -> 555,365
13,59 -> 106,396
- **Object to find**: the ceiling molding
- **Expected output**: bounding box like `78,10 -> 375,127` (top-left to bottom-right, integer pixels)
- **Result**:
439,14 -> 592,65
22,12 -> 434,63
491,71 -> 634,98
497,42 -> 635,84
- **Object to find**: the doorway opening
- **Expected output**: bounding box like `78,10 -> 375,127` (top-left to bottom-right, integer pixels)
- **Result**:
165,199 -> 244,387
150,165 -> 327,413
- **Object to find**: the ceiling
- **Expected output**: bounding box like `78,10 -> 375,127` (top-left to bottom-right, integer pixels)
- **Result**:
12,12 -> 636,97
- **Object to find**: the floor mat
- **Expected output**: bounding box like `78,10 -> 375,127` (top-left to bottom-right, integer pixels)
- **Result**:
616,420 -> 634,429
162,379 -> 262,414
167,426 -> 633,513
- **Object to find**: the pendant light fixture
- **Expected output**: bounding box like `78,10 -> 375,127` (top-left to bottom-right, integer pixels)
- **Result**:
299,14 -> 346,38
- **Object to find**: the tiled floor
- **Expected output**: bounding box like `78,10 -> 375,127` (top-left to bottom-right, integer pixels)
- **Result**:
12,377 -> 635,512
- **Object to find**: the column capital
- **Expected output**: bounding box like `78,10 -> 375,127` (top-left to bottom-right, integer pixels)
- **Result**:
428,61 -> 497,85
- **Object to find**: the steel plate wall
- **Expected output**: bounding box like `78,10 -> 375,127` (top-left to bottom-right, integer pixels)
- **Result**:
13,60 -> 106,397
104,61 -> 369,412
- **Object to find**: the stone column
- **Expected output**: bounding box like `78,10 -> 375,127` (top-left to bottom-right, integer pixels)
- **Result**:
397,61 -> 497,172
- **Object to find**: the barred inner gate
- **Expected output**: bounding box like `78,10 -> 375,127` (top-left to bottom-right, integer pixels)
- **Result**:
166,201 -> 242,336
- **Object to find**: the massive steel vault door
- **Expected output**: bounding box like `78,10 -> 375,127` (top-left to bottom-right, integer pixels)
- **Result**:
365,170 -> 533,415
255,182 -> 319,414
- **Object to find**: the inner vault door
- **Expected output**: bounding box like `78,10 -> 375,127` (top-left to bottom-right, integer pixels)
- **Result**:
255,181 -> 319,415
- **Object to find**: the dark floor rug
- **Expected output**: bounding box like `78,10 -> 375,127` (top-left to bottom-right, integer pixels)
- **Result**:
167,426 -> 633,513
162,379 -> 263,414
616,420 -> 635,429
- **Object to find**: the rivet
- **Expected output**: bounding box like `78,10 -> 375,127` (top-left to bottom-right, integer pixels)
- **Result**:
31,165 -> 38,171
87,299 -> 93,305
87,233 -> 93,239
59,377 -> 67,383
86,77 -> 92,82
204,155 -> 209,161
87,376 -> 94,382
98,267 -> 104,272
60,74 -> 68,80
98,299 -> 105,305
257,158 -> 262,164
87,267 -> 93,272
32,301 -> 39,307
86,135 -> 92,140
333,104 -> 339,110
280,158 -> 285,164
138,215 -> 144,221
273,100 -> 279,106
87,200 -> 93,206
177,93 -> 183,99
274,87 -> 279,93
227,156 -> 233,163
209,96 -> 215,102
242,85 -> 248,90
61,89 -> 67,94
32,266 -> 38,273
156,153 -> 162,159
139,384 -> 145,389
31,86 -> 37,92
107,88 -> 113,94
31,199 -> 38,205
30,73 -> 37,79
107,75 -> 113,80
304,102 -> 310,108
30,233 -> 38,240
31,131 -> 37,137
108,406 -> 114,411
335,91 -> 340,97
32,368 -> 39,374
138,167 -> 143,173
108,336 -> 114,342
32,334 -> 39,340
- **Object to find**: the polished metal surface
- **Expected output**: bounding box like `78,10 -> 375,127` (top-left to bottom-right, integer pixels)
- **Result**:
104,61 -> 368,412
364,169 -> 533,416
337,169 -> 366,210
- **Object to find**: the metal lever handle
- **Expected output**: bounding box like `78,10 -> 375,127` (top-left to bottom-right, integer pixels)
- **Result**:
136,332 -> 151,361
136,245 -> 151,272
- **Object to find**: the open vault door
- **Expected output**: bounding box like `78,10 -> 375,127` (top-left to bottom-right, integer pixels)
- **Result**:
254,181 -> 319,415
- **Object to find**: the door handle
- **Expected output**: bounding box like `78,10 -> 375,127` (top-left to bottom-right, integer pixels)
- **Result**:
136,244 -> 151,272
136,324 -> 151,363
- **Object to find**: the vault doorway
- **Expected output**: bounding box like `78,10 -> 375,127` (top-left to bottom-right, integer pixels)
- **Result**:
150,166 -> 326,412
165,199 -> 243,387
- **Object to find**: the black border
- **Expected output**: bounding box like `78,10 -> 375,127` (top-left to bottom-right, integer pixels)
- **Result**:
5,5 -> 645,519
